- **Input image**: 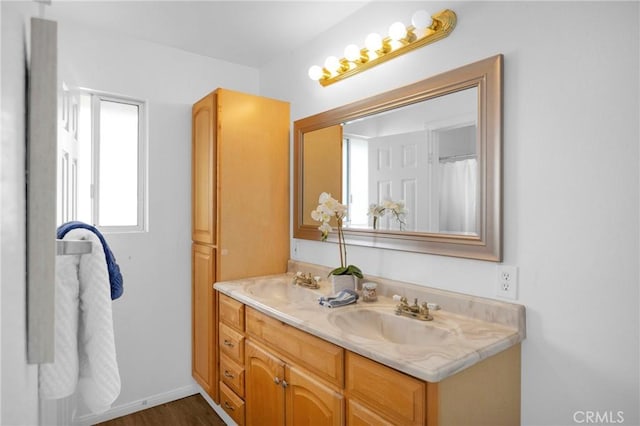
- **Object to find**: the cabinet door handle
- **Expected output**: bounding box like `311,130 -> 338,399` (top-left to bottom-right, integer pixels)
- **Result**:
224,370 -> 234,379
281,380 -> 288,388
223,339 -> 235,347
273,377 -> 280,385
223,401 -> 235,411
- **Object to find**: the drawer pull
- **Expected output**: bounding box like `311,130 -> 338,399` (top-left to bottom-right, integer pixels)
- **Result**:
223,339 -> 235,347
224,370 -> 234,379
274,377 -> 280,385
223,401 -> 235,411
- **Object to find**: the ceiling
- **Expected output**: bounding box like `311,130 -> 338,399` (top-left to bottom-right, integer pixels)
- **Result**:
43,1 -> 370,68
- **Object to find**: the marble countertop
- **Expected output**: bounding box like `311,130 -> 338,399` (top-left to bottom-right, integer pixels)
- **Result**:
214,269 -> 525,383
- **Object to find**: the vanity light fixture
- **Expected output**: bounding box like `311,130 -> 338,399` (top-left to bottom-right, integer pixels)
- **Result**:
308,9 -> 456,87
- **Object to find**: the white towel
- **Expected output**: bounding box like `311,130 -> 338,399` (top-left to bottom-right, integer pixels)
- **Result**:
39,229 -> 121,414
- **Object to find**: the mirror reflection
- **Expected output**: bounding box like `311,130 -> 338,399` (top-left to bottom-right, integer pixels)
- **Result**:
302,87 -> 478,235
339,87 -> 478,235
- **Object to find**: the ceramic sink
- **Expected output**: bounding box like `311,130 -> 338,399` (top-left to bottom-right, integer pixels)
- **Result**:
327,307 -> 459,346
245,277 -> 327,303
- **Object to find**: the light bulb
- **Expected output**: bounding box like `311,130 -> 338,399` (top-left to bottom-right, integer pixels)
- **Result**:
388,22 -> 407,41
324,56 -> 341,73
365,33 -> 382,52
308,65 -> 324,81
411,10 -> 433,29
344,44 -> 361,62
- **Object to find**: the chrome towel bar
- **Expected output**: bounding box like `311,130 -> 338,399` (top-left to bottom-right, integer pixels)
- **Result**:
56,239 -> 92,255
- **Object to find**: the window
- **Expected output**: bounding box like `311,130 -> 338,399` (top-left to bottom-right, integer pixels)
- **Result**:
73,91 -> 147,232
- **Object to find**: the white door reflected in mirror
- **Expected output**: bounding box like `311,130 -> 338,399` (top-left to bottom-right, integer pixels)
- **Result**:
342,87 -> 478,235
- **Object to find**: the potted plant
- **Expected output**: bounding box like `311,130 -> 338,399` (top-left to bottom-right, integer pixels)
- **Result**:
311,192 -> 363,292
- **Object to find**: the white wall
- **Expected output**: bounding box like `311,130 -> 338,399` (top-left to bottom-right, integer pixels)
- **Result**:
1,2 -> 40,425
260,2 -> 640,425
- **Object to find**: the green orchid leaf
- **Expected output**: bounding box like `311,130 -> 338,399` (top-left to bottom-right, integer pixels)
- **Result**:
346,265 -> 364,278
329,266 -> 348,276
329,265 -> 363,278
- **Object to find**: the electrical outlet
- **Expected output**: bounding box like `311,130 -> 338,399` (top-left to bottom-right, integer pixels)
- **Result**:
496,265 -> 518,299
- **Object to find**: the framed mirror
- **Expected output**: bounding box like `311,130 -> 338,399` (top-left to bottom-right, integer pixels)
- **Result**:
294,54 -> 502,261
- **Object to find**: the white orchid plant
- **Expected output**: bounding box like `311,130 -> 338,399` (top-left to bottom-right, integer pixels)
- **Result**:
311,192 -> 363,278
368,199 -> 408,230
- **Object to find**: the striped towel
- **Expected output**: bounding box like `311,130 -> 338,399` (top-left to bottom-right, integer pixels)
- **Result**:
319,289 -> 359,308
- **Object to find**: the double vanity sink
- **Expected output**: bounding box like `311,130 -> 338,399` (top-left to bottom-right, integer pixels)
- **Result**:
247,277 -> 456,346
215,261 -> 525,383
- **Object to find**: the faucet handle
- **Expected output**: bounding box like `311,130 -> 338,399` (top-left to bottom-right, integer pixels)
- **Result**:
392,294 -> 409,302
427,302 -> 441,311
419,302 -> 430,316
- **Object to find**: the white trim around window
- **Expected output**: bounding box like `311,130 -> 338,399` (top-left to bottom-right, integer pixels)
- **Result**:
87,90 -> 148,233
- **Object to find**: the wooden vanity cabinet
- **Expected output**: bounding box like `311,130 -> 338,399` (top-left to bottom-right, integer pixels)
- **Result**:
217,295 -> 520,426
191,88 -> 289,403
244,307 -> 344,426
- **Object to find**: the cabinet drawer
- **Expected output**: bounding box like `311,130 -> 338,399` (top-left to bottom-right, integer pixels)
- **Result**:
219,322 -> 245,364
220,352 -> 245,398
220,381 -> 245,426
346,351 -> 425,426
246,307 -> 344,388
219,293 -> 245,331
347,399 -> 395,426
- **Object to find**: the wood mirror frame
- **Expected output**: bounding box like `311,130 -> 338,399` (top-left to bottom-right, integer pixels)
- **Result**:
293,54 -> 503,261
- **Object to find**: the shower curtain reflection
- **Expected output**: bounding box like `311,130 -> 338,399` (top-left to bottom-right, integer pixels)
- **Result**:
439,158 -> 478,235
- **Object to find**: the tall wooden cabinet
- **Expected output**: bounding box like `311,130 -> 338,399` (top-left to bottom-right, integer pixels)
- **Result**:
191,89 -> 290,402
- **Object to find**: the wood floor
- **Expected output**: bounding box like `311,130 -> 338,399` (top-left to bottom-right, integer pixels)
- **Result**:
95,394 -> 226,426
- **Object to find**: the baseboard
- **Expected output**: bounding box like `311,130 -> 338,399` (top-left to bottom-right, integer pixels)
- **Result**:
196,385 -> 236,426
73,384 -> 199,425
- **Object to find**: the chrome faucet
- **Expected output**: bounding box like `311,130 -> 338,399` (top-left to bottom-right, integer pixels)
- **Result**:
292,272 -> 320,289
395,296 -> 433,321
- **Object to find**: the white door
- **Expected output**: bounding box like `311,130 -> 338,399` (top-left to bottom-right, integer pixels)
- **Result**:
57,81 -> 79,226
367,131 -> 429,232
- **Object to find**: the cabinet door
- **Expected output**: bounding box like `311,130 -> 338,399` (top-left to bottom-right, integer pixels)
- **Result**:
285,364 -> 344,426
245,340 -> 285,426
192,243 -> 217,401
216,89 -> 289,281
192,93 -> 216,244
346,351 -> 425,426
